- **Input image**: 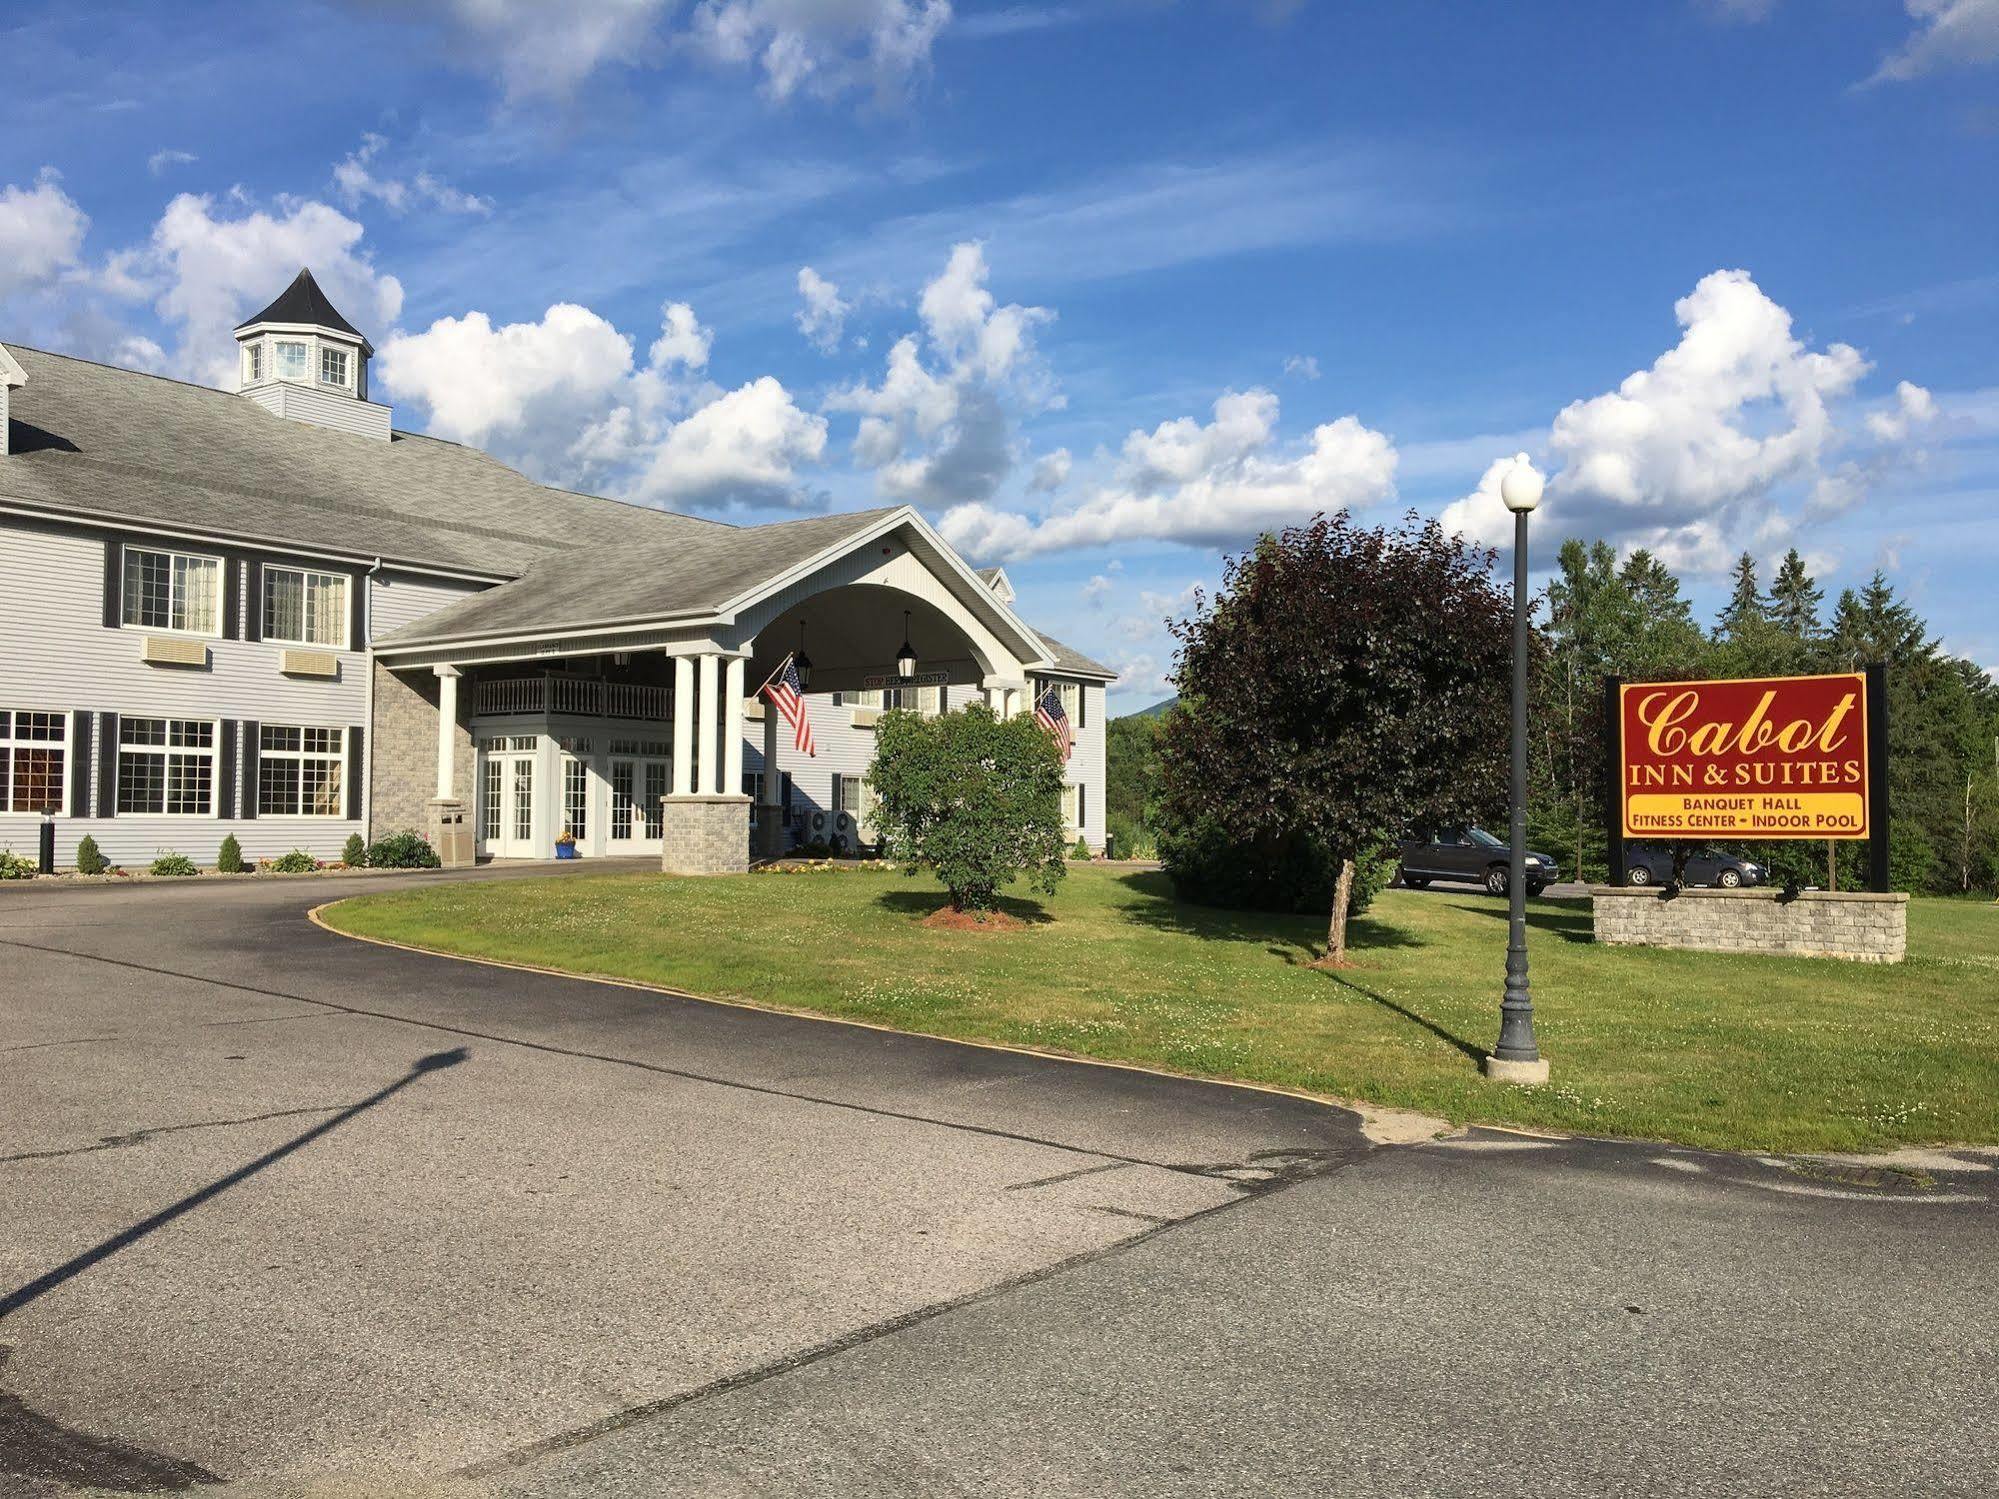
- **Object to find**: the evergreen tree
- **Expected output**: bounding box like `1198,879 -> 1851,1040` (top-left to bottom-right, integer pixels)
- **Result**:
1768,548 -> 1824,644
1716,552 -> 1767,640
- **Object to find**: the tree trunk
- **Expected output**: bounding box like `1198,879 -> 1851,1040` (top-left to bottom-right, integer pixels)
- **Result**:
1320,857 -> 1356,967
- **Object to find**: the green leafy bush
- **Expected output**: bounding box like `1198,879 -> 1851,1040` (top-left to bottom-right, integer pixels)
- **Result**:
0,849 -> 37,880
149,852 -> 199,877
342,833 -> 368,867
270,848 -> 318,874
1159,816 -> 1394,921
216,833 -> 246,874
869,702 -> 1066,913
74,835 -> 108,874
366,830 -> 441,869
1070,836 -> 1093,860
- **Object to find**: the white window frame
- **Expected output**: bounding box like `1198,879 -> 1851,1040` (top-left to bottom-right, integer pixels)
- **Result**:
1038,678 -> 1082,725
561,754 -> 589,842
273,339 -> 310,382
262,565 -> 350,649
1061,781 -> 1081,834
117,717 -> 218,818
243,341 -> 263,385
1,709 -> 70,815
122,545 -> 223,639
319,345 -> 350,390
257,724 -> 347,819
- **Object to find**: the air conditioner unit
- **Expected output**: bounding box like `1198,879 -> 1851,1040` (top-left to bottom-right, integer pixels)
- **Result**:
833,810 -> 857,839
809,810 -> 831,836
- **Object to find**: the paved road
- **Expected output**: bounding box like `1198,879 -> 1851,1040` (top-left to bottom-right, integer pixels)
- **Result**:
1,871 -> 1993,1497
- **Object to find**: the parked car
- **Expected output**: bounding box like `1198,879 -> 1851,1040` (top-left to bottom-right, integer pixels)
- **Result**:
1397,827 -> 1557,897
1623,844 -> 1767,889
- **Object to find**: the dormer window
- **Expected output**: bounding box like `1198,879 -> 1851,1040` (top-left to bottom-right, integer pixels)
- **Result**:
243,343 -> 263,385
319,346 -> 349,389
274,341 -> 309,381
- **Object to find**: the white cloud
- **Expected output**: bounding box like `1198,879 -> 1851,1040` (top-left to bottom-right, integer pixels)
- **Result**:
333,134 -> 492,217
0,170 -> 88,303
1028,447 -> 1071,492
370,0 -> 952,105
827,241 -> 1055,507
1081,571 -> 1114,608
1441,270 -> 1937,568
1868,0 -> 1999,84
795,265 -> 849,352
147,149 -> 198,177
1282,353 -> 1321,380
147,192 -> 405,387
378,299 -> 824,510
1865,379 -> 1937,441
938,388 -> 1397,561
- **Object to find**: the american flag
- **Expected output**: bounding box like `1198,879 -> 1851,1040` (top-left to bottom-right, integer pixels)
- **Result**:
1035,686 -> 1072,762
763,655 -> 817,757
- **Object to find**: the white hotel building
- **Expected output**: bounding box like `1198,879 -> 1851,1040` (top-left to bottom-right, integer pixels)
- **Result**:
0,271 -> 1112,874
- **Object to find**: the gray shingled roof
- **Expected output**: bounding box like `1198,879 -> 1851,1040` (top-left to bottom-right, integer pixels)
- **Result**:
1035,632 -> 1116,679
0,345 -> 727,576
377,507 -> 902,645
1,343 -> 1114,680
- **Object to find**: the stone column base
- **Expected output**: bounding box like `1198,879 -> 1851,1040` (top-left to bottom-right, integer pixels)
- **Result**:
662,795 -> 751,875
1483,1054 -> 1551,1085
426,798 -> 475,869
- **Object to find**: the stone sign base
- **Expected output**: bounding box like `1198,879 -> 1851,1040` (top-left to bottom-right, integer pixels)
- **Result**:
1591,886 -> 1907,963
662,795 -> 750,876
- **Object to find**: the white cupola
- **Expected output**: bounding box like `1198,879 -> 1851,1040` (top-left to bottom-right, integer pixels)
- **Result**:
234,268 -> 392,441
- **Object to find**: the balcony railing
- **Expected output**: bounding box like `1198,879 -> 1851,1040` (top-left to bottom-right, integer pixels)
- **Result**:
475,674 -> 670,721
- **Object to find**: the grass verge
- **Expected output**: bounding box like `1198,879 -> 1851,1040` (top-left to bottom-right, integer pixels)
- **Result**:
318,865 -> 1999,1154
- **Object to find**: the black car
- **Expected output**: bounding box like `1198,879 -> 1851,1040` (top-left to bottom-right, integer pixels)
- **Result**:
1398,827 -> 1557,897
1623,844 -> 1767,889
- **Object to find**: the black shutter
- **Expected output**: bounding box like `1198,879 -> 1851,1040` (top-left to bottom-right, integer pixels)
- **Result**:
96,711 -> 118,817
69,711 -> 92,818
346,725 -> 364,822
1078,784 -> 1086,829
241,720 -> 259,820
245,559 -> 263,643
1076,683 -> 1086,729
780,771 -> 792,821
348,571 -> 367,651
216,721 -> 237,821
102,540 -> 123,628
222,557 -> 241,639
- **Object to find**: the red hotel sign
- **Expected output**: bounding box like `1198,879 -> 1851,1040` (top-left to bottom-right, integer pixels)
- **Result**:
1618,672 -> 1870,840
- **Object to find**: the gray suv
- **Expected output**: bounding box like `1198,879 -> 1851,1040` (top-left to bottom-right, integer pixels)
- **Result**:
1624,844 -> 1767,889
1398,827 -> 1557,897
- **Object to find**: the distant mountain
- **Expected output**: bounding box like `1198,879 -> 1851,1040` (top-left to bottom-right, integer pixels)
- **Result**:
1125,696 -> 1178,720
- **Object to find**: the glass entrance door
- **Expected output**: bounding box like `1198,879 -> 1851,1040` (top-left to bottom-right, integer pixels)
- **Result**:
608,757 -> 669,848
479,736 -> 539,859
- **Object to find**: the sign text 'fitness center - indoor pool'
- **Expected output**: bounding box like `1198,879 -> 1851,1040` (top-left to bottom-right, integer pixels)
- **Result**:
1618,672 -> 1872,839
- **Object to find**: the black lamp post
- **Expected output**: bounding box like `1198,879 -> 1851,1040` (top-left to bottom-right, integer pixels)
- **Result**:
794,621 -> 812,689
895,611 -> 917,681
1486,453 -> 1550,1086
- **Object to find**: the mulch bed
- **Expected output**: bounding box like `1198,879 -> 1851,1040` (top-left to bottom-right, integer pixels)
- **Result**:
919,906 -> 1028,933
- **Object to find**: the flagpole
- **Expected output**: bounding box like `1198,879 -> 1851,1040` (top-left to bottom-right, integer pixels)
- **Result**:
752,651 -> 793,702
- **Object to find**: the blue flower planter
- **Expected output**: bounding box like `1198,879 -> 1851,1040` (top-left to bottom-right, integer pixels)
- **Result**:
556,844 -> 579,860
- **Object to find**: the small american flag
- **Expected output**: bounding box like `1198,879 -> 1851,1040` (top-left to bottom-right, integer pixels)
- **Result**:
763,655 -> 817,757
1035,686 -> 1072,762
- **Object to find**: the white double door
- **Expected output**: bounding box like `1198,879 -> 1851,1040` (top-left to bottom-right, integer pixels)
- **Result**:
607,757 -> 669,850
481,749 -> 538,859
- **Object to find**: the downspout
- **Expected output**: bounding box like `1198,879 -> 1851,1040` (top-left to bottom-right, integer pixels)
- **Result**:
361,557 -> 383,841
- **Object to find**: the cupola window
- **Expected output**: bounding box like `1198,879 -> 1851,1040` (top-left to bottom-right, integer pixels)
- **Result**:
274,341 -> 309,381
319,346 -> 349,388
243,342 -> 263,384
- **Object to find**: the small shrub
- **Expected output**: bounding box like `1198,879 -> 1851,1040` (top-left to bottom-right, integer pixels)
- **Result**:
74,834 -> 108,875
1070,836 -> 1093,861
1158,816 -> 1395,920
366,830 -> 441,869
216,833 -> 246,874
270,848 -> 318,874
341,832 -> 368,868
0,849 -> 37,880
149,852 -> 199,877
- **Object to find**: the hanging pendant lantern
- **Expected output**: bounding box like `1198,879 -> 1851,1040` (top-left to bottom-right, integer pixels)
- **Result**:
794,620 -> 813,689
895,610 -> 918,681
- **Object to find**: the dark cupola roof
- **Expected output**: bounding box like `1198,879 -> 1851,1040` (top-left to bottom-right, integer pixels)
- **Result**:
234,268 -> 368,345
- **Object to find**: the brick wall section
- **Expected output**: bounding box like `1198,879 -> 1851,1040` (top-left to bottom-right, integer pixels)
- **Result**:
369,662 -> 473,842
1592,887 -> 1908,963
662,795 -> 750,875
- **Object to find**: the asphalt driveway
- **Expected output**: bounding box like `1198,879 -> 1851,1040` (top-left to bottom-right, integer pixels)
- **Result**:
2,869 -> 1994,1496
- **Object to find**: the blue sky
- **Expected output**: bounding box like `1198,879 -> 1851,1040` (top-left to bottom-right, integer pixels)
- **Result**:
4,0 -> 1996,708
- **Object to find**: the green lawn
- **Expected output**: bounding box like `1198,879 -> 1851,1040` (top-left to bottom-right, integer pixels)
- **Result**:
320,865 -> 1999,1154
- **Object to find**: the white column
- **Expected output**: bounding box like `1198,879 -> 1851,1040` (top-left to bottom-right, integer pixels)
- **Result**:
696,653 -> 720,795
723,655 -> 745,797
671,655 -> 694,796
434,665 -> 460,799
